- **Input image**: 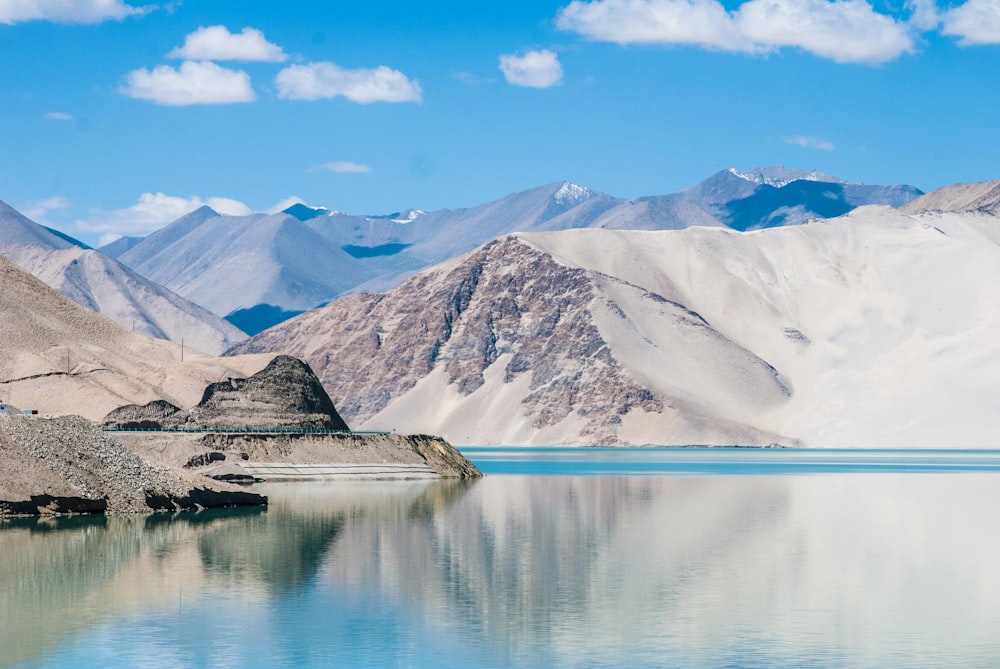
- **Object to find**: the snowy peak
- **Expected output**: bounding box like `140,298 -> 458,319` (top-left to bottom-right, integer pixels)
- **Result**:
554,182 -> 598,205
727,166 -> 846,188
390,209 -> 425,224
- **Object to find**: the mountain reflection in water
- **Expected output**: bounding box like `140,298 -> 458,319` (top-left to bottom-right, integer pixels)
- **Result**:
2,470 -> 1000,668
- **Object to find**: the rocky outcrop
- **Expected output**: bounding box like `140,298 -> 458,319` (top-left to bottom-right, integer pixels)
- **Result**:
103,355 -> 349,431
102,400 -> 183,429
407,434 -> 483,478
0,414 -> 266,516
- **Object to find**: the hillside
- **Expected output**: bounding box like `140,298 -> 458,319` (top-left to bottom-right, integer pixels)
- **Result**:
0,201 -> 245,354
901,179 -> 1000,214
0,253 -> 274,420
229,201 -> 1000,447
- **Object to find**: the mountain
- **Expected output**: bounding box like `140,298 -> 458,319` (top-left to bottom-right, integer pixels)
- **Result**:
0,201 -> 246,355
683,167 -> 923,230
901,179 -> 1000,215
0,253 -> 274,421
98,235 -> 144,259
118,207 -> 376,333
228,195 -> 1000,448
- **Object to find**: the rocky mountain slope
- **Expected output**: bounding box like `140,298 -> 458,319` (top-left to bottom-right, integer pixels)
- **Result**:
0,201 -> 245,354
229,183 -> 1000,447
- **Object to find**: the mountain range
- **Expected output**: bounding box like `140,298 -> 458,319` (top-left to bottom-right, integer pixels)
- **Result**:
228,180 -> 1000,448
107,166 -> 922,333
0,201 -> 245,355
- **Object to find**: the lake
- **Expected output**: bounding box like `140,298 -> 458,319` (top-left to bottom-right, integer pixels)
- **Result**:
3,448 -> 1000,668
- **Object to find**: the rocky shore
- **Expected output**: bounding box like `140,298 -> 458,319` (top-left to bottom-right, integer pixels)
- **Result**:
0,414 -> 265,516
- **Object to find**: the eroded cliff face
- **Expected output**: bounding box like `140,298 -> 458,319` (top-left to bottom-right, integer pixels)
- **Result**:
229,236 -> 793,445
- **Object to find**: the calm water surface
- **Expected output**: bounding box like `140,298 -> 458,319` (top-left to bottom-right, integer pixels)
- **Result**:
3,448 -> 1000,668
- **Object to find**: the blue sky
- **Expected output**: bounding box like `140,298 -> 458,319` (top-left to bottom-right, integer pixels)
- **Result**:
1,0 -> 998,246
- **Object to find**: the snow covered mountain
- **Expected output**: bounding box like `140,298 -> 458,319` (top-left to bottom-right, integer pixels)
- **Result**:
0,201 -> 246,355
682,167 -> 922,230
229,181 -> 1000,447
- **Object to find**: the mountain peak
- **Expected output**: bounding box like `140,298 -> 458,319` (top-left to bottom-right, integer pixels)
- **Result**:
283,202 -> 330,222
728,166 -> 846,188
554,182 -> 597,205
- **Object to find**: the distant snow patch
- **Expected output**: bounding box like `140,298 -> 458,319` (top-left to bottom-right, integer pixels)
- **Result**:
555,182 -> 596,205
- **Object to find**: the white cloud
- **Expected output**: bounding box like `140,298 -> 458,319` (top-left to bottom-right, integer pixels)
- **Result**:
310,161 -> 373,174
76,192 -> 252,237
168,25 -> 288,62
557,0 -> 753,51
43,111 -> 74,122
785,135 -> 836,150
941,0 -> 1000,45
0,0 -> 148,24
734,0 -> 913,64
499,50 -> 565,88
905,0 -> 940,31
275,62 -> 423,103
556,0 -> 914,63
22,196 -> 71,221
121,61 -> 255,106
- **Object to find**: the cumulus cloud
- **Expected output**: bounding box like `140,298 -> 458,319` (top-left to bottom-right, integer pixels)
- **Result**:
0,0 -> 148,24
168,25 -> 288,62
941,0 -> 1000,45
43,111 -> 74,121
785,135 -> 836,150
499,50 -> 565,88
275,62 -> 423,103
75,192 -> 252,237
309,161 -> 373,174
556,0 -> 914,63
557,0 -> 753,51
121,61 -> 255,105
735,0 -> 913,63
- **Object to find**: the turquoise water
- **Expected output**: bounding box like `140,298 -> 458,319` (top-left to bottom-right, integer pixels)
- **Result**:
3,449 -> 1000,668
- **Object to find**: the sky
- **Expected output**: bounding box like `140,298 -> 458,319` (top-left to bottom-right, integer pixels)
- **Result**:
1,0 -> 998,247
